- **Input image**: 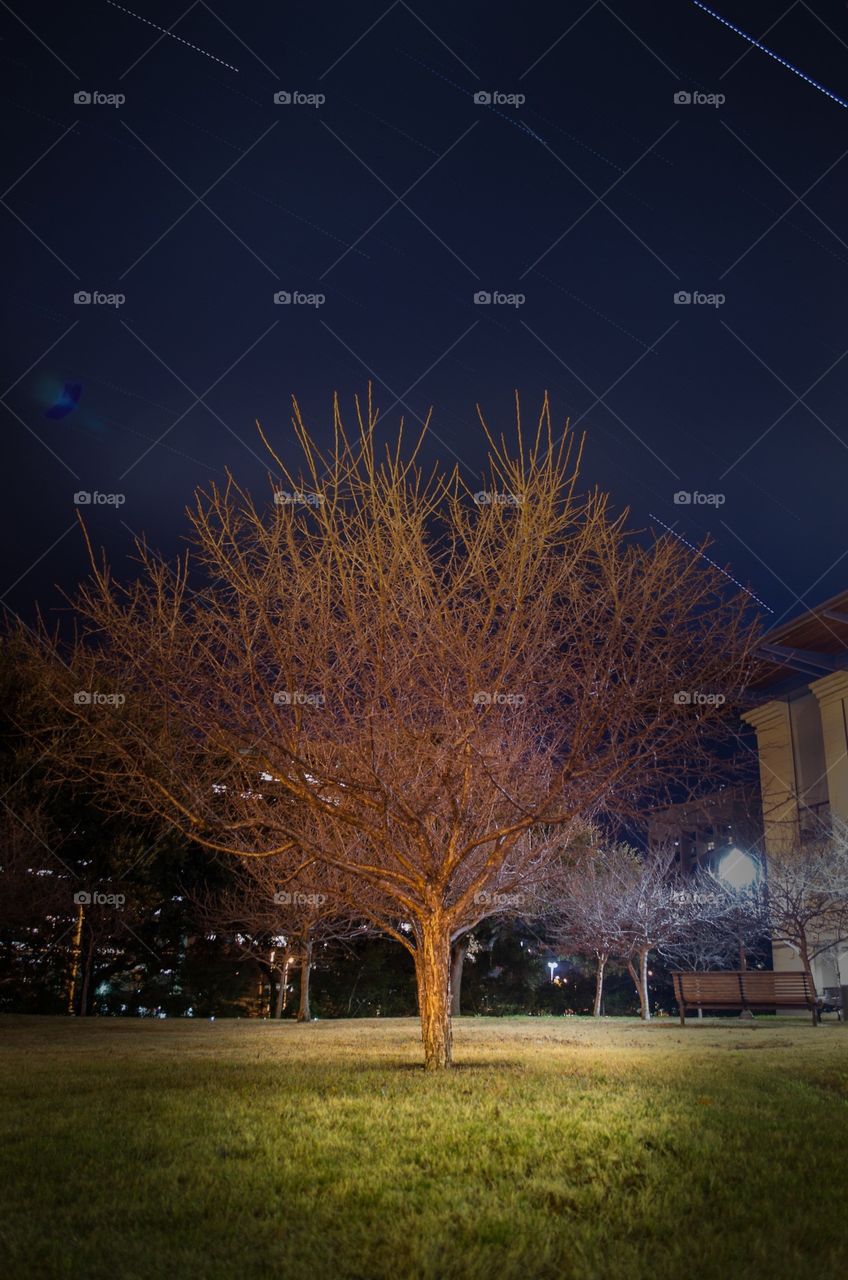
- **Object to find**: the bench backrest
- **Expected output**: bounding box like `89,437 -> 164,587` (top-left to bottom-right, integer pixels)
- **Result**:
672,970 -> 815,1007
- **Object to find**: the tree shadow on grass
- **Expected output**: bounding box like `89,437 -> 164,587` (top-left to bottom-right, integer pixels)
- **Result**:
350,1058 -> 528,1073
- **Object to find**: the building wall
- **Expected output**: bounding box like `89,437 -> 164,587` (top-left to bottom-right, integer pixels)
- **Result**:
742,672 -> 848,991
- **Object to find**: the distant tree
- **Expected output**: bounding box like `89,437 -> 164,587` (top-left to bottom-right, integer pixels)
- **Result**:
196,855 -> 368,1020
614,845 -> 682,1021
662,868 -> 770,978
760,816 -> 848,993
546,839 -> 631,1016
28,391 -> 760,1066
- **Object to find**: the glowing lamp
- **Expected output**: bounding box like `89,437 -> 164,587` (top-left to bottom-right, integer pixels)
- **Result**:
718,846 -> 759,890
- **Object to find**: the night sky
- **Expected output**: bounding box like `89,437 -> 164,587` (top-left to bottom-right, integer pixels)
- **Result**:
3,1 -> 846,628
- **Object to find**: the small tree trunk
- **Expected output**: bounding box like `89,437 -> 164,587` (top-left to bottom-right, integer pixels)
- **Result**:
593,954 -> 607,1017
297,939 -> 313,1022
797,939 -> 820,1024
627,949 -> 652,1020
66,903 -> 85,1014
450,937 -> 468,1017
639,947 -> 651,1021
273,966 -> 286,1018
416,917 -> 453,1070
280,950 -> 291,1015
79,932 -> 95,1017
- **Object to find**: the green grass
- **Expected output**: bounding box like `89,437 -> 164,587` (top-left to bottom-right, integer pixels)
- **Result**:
1,1015 -> 847,1280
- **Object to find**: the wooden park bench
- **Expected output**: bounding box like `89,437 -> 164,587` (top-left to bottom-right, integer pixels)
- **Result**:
672,970 -> 819,1025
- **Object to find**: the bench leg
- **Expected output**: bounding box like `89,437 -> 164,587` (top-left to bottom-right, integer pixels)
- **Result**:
679,1006 -> 686,1026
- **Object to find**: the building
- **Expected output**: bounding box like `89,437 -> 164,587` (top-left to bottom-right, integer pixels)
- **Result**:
742,589 -> 848,991
648,785 -> 762,877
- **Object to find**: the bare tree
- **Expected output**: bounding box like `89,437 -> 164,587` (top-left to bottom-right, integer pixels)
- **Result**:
546,839 -> 630,1016
29,391 -> 760,1066
615,845 -> 681,1020
549,840 -> 682,1020
662,882 -> 740,973
760,816 -> 848,993
196,855 -> 368,1020
659,876 -> 766,1019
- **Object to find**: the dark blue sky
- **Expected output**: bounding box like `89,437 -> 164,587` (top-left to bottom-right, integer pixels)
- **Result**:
3,1 -> 847,629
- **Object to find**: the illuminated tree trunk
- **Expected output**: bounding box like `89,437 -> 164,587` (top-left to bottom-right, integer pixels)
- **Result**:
797,937 -> 821,1025
66,903 -> 85,1014
297,938 -> 312,1022
279,949 -> 291,1016
627,948 -> 651,1021
416,918 -> 453,1070
593,953 -> 607,1017
273,952 -> 290,1018
450,938 -> 468,1017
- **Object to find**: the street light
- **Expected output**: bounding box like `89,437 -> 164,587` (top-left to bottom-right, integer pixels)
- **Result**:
717,845 -> 759,890
548,962 -> 557,982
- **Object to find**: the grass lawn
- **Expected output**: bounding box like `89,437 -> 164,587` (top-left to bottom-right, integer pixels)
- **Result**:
1,1015 -> 847,1280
